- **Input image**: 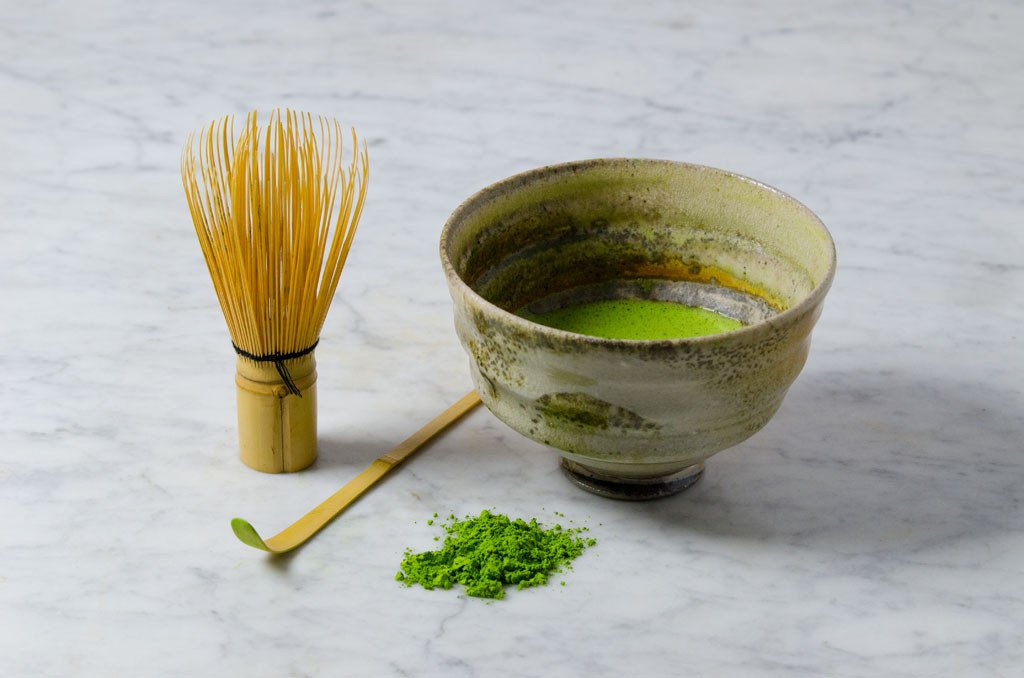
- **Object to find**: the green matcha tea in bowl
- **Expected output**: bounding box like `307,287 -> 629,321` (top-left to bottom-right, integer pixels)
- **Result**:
440,159 -> 835,499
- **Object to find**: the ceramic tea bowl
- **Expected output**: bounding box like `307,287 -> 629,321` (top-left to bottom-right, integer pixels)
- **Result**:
440,159 -> 835,499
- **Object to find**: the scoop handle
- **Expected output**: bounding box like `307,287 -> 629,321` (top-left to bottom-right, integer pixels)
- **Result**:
232,391 -> 482,554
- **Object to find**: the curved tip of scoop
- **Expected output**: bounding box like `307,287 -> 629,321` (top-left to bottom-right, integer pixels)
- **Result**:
231,517 -> 271,551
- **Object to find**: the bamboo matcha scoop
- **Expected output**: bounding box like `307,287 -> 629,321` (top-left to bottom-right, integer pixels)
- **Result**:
232,391 -> 480,554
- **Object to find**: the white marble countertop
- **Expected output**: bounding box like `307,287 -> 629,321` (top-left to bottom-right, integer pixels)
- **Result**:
2,1 -> 1022,676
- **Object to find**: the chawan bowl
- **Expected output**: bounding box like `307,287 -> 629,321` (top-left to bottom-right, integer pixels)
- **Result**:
440,159 -> 836,499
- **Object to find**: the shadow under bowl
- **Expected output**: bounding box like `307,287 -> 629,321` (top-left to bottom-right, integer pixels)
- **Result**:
440,159 -> 836,499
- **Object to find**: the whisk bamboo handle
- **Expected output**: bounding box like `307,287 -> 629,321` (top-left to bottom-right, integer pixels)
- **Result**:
231,390 -> 482,554
236,354 -> 319,473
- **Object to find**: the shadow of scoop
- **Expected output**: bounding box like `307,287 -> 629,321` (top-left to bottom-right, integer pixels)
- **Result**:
638,368 -> 1024,555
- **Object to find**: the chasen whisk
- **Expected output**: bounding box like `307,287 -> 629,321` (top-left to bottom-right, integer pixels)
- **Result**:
181,109 -> 368,472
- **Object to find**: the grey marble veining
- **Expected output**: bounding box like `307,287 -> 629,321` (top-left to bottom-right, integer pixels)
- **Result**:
1,0 -> 1022,676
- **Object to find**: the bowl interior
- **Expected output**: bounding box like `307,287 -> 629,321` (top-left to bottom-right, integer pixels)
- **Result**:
442,159 -> 834,327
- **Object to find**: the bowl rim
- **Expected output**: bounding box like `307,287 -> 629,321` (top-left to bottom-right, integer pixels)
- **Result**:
439,157 -> 837,348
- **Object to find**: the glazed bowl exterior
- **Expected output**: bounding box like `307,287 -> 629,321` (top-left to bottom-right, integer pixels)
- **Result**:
440,159 -> 835,487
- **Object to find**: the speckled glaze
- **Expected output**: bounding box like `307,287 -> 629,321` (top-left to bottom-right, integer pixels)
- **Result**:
441,159 -> 835,496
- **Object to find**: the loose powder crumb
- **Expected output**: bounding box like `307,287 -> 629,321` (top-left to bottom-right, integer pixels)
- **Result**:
395,509 -> 596,600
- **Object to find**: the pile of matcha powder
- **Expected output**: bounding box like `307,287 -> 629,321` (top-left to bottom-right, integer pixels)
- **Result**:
396,510 -> 596,600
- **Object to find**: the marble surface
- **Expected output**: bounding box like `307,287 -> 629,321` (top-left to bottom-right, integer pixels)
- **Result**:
2,0 -> 1022,675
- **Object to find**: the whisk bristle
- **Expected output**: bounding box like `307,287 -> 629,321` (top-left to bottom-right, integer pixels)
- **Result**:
181,109 -> 369,357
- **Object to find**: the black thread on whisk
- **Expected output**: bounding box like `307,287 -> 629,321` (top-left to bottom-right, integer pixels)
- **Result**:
232,339 -> 319,397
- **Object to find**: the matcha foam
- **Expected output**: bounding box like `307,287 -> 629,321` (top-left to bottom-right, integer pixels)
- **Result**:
519,298 -> 743,340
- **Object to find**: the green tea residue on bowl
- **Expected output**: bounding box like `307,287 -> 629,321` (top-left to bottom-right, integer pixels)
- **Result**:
396,510 -> 595,600
519,298 -> 743,340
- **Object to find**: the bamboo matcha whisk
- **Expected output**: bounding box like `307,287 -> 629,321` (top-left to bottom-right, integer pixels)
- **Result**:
181,109 -> 368,473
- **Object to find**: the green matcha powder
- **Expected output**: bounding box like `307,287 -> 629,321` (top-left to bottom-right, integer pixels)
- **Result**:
396,510 -> 596,599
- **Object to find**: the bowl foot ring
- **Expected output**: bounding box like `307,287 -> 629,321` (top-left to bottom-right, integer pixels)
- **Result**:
560,459 -> 705,500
